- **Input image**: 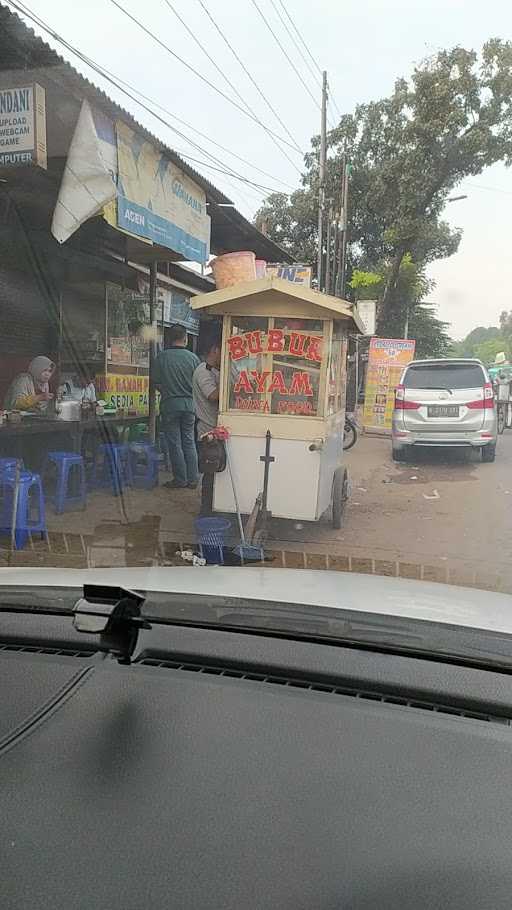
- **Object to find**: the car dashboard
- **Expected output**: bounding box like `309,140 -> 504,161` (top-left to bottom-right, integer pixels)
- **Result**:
2,605 -> 512,909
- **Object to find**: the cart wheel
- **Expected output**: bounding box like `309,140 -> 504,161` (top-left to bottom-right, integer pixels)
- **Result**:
332,467 -> 348,530
498,404 -> 506,435
506,403 -> 512,430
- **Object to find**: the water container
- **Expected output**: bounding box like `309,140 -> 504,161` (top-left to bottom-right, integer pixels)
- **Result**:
211,251 -> 256,289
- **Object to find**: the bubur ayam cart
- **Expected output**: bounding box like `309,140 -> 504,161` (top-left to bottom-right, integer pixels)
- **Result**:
191,277 -> 363,536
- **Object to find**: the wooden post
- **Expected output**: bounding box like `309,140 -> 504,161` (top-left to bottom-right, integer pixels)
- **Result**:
148,260 -> 158,443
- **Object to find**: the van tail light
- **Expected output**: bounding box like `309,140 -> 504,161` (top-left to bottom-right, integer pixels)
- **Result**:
394,384 -> 420,410
467,383 -> 495,410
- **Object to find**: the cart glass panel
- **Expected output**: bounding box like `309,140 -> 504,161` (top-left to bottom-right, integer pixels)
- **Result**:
226,316 -> 326,417
327,330 -> 348,416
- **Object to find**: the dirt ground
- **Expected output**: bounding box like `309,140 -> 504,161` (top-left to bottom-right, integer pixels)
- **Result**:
2,430 -> 512,594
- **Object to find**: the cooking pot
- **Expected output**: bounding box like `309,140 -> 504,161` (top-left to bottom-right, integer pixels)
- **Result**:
56,399 -> 81,421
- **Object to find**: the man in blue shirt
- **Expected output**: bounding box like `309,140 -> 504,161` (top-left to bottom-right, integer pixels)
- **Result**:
153,324 -> 200,489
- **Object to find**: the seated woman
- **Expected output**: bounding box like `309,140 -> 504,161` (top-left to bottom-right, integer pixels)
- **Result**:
4,356 -> 55,411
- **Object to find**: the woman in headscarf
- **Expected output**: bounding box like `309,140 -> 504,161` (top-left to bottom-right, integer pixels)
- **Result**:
4,356 -> 55,411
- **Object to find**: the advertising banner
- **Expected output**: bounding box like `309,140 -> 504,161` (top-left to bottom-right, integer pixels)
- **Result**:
116,121 -> 210,263
52,102 -> 210,266
266,264 -> 312,287
0,83 -> 47,169
138,278 -> 199,334
95,373 -> 149,415
363,337 -> 415,434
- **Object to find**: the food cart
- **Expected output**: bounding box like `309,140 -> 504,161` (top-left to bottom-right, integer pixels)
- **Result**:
191,277 -> 363,532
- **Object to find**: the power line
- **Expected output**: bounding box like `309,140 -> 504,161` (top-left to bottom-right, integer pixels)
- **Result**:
108,0 -> 303,157
275,0 -> 343,120
161,0 -> 303,177
265,0 -> 335,130
7,0 -> 288,196
162,0 -> 252,113
112,73 -> 296,190
248,0 -> 321,113
267,0 -> 320,90
465,181 -> 512,196
161,0 -> 301,173
194,0 -> 305,167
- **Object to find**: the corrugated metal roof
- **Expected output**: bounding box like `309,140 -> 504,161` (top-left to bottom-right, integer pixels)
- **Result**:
0,2 -> 295,263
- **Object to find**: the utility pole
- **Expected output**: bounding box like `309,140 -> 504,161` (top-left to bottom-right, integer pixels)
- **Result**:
148,259 -> 158,443
325,205 -> 333,294
316,70 -> 327,291
334,154 -> 345,298
340,159 -> 350,298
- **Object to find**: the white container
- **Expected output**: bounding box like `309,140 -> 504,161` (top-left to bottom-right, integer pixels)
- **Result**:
56,399 -> 81,421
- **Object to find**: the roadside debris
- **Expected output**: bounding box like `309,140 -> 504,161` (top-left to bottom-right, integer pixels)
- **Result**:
176,549 -> 207,566
423,490 -> 440,500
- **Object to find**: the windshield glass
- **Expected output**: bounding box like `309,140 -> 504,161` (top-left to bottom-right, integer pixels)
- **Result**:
1,0 -> 512,628
404,364 -> 486,390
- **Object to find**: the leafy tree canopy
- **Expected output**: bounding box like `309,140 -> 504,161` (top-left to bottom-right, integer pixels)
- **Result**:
256,39 -> 512,337
451,325 -> 503,357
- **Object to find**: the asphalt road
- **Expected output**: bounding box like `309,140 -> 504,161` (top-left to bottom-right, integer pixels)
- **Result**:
269,430 -> 512,594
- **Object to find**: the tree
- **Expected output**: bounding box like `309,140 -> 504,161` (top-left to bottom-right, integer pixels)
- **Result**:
473,338 -> 507,364
256,39 -> 512,335
451,325 -> 502,357
407,304 -> 452,359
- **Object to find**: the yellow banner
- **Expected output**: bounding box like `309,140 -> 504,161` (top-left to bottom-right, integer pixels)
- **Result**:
95,373 -> 149,416
363,338 -> 415,433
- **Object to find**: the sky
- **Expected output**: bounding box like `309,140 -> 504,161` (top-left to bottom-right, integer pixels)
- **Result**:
6,0 -> 512,339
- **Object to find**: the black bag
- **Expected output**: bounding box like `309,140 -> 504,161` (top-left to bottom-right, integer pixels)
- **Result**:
198,437 -> 226,474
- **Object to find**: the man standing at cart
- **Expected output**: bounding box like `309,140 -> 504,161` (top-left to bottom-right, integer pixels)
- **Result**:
193,330 -> 222,514
153,324 -> 200,489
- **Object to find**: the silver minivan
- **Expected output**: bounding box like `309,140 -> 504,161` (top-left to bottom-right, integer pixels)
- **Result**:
391,358 -> 497,462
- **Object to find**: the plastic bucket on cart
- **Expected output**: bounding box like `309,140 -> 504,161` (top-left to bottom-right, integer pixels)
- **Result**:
195,517 -> 232,564
210,252 -> 256,289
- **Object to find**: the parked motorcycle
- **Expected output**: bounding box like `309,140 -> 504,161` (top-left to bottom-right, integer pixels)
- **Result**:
343,413 -> 358,451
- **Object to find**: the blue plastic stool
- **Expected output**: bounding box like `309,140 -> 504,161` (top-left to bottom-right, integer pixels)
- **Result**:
44,451 -> 87,514
0,470 -> 46,550
0,457 -> 22,477
194,517 -> 231,565
92,443 -> 133,496
129,442 -> 159,490
0,458 -> 23,516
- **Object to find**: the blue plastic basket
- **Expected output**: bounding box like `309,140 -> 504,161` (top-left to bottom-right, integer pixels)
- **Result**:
194,517 -> 232,564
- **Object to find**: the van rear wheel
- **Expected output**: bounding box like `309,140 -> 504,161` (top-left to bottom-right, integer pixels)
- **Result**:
481,444 -> 496,463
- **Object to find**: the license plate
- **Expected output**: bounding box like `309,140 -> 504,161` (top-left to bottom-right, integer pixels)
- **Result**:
428,406 -> 459,418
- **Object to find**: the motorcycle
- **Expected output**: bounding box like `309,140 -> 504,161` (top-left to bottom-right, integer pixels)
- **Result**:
343,413 -> 358,451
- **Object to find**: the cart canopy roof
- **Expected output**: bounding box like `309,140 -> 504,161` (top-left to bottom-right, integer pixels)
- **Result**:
191,277 -> 365,331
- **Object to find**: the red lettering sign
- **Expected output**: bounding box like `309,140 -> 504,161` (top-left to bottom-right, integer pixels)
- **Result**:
267,329 -> 284,352
288,371 -> 314,397
233,370 -> 252,393
228,335 -> 247,361
246,330 -> 263,355
305,336 -> 322,362
267,371 -> 287,394
250,370 -> 271,393
289,332 -> 306,357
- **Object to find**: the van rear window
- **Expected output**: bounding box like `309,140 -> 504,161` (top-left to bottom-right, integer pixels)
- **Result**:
404,363 -> 485,390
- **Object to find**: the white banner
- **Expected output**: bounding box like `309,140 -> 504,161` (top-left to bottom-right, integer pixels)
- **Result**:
51,100 -> 117,244
356,300 -> 377,335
